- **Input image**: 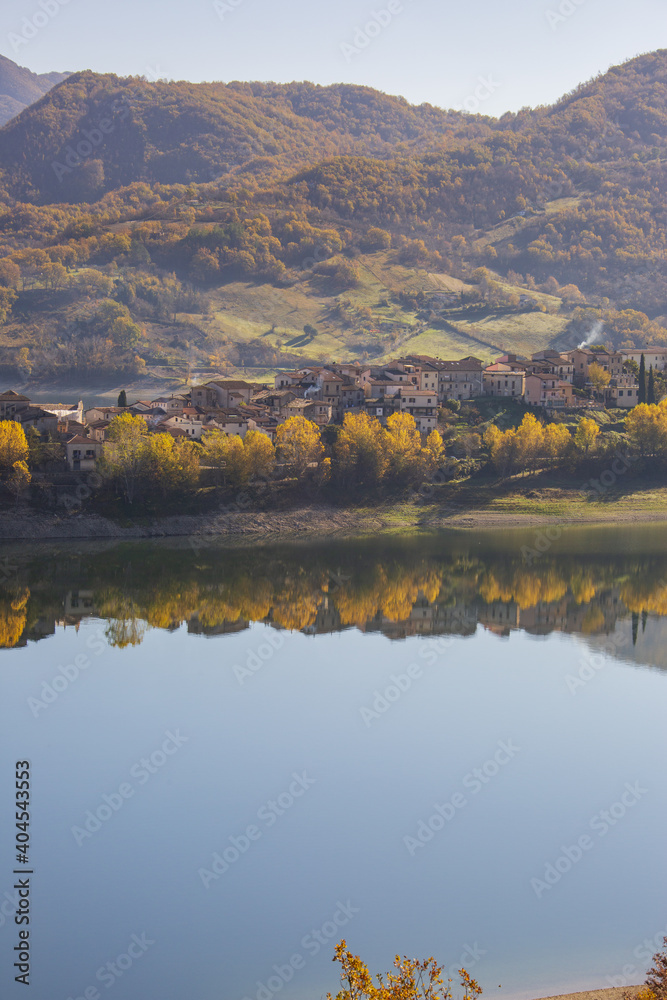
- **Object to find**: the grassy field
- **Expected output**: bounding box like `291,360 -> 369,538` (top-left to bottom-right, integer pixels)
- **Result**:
198,249 -> 571,366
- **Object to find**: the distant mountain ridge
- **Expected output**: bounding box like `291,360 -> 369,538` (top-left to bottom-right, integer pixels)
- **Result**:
0,54 -> 69,126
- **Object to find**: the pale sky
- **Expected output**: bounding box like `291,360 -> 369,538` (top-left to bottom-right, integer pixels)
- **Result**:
1,0 -> 666,115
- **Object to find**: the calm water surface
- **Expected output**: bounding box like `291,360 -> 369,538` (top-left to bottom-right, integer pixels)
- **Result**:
1,526 -> 666,1000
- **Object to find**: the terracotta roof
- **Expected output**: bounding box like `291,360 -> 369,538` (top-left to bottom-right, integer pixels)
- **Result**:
0,390 -> 30,401
205,380 -> 253,390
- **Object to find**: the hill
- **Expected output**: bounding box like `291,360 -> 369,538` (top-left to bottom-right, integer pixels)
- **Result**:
0,54 -> 68,127
0,72 -> 464,201
1,52 -> 667,385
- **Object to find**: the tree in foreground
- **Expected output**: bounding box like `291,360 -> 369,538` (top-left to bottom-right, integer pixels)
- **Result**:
327,940 -> 483,1000
645,934 -> 667,1000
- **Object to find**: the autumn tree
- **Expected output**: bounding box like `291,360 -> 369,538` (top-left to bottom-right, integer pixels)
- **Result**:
423,429 -> 446,470
587,362 -> 611,399
275,416 -> 323,478
543,422 -> 571,462
625,402 -> 667,457
327,939 -> 483,1000
574,417 -> 600,456
200,429 -> 248,487
0,421 -> 29,473
0,257 -> 20,289
145,433 -> 200,496
386,412 -> 422,483
101,413 -> 149,502
484,424 -> 518,478
0,287 -> 17,325
645,935 -> 667,1000
515,412 -> 545,472
244,430 -> 275,480
334,412 -> 388,488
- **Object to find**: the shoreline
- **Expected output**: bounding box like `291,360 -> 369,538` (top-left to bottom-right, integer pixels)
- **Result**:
526,987 -> 642,1000
2,502 -> 667,541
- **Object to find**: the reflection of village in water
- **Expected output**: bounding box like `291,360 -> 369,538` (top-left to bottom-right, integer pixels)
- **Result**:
3,537 -> 665,670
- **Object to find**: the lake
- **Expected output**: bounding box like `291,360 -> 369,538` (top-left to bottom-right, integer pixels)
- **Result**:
1,525 -> 666,1000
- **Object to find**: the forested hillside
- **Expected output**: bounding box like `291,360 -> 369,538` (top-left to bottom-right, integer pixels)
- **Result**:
0,51 -> 666,383
0,55 -> 68,127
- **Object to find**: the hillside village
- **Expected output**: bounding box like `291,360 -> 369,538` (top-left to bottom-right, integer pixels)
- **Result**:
1,344 -> 664,475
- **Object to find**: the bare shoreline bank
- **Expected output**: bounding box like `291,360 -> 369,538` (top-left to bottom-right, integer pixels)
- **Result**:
2,503 -> 667,541
526,986 -> 642,1000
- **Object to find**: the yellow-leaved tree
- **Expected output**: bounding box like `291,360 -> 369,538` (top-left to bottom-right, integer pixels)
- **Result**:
244,429 -> 276,480
515,412 -> 544,473
200,429 -> 248,487
334,412 -> 389,488
625,401 -> 667,457
543,422 -> 571,462
422,429 -> 446,472
327,940 -> 483,1000
386,412 -> 422,482
484,424 -> 518,478
0,420 -> 29,471
275,415 -> 323,478
102,413 -> 149,503
145,433 -> 200,496
587,362 -> 611,399
574,417 -> 600,455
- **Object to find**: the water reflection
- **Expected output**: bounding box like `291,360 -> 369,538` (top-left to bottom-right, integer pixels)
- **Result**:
2,533 -> 666,666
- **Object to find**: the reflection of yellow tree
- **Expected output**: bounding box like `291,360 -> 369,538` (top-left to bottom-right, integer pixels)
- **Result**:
143,583 -> 200,629
479,569 -> 567,608
335,566 -> 443,626
97,591 -> 147,648
620,577 -> 667,615
272,575 -> 321,630
197,578 -> 274,626
0,588 -> 29,648
50,552 -> 667,647
581,606 -> 606,634
570,572 -> 597,605
105,618 -> 147,648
